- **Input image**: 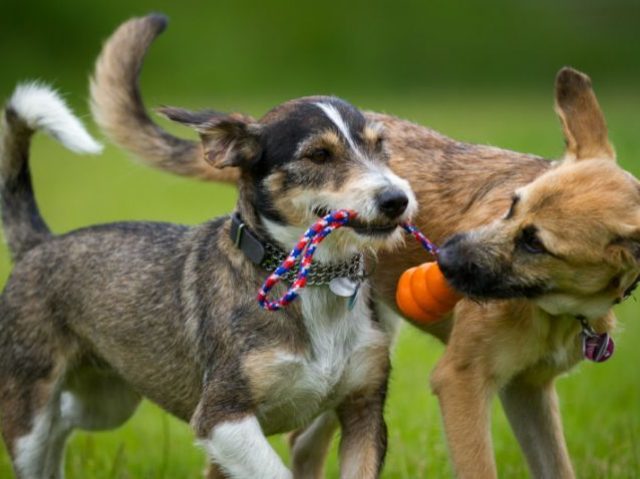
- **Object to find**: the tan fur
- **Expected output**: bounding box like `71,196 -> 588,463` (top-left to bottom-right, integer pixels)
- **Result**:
243,349 -> 298,401
90,15 -> 238,183
554,67 -> 615,161
89,15 -> 639,479
335,376 -> 389,479
362,123 -> 384,146
289,412 -> 337,479
297,130 -> 345,159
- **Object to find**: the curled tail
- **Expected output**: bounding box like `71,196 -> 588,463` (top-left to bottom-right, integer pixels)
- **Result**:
90,14 -> 239,184
0,83 -> 102,261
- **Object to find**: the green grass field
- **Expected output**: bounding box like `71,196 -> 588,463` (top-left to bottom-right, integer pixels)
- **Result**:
1,90 -> 639,478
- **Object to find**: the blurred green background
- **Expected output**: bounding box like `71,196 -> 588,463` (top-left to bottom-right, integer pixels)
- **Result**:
1,1 -> 639,478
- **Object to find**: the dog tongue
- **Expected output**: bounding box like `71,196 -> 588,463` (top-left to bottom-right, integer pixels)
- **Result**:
582,333 -> 615,362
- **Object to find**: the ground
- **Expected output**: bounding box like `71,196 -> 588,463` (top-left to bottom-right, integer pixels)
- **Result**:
0,91 -> 638,478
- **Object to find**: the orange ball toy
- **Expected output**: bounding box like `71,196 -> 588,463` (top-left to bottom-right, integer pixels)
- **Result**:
396,262 -> 461,324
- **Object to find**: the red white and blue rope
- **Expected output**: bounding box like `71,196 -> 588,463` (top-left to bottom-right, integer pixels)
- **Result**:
257,209 -> 439,311
401,223 -> 439,256
257,209 -> 355,311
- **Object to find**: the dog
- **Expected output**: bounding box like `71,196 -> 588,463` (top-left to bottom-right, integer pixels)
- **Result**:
0,57 -> 420,479
90,14 -> 640,479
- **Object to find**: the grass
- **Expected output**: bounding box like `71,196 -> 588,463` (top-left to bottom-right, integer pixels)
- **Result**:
1,90 -> 639,478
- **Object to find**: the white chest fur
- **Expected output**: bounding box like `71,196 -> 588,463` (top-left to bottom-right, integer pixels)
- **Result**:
250,284 -> 390,435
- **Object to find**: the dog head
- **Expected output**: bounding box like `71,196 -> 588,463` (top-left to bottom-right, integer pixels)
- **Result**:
438,67 -> 640,319
161,97 -> 416,258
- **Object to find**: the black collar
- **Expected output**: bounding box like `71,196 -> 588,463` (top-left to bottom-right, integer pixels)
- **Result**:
229,213 -> 364,285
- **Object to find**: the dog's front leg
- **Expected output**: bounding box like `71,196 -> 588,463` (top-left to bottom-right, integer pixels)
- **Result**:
499,373 -> 575,479
204,462 -> 230,479
290,411 -> 338,479
335,385 -> 388,479
192,381 -> 291,479
197,413 -> 291,479
431,354 -> 497,479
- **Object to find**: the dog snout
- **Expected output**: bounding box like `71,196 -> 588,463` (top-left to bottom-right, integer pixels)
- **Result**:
376,189 -> 409,219
437,234 -> 479,280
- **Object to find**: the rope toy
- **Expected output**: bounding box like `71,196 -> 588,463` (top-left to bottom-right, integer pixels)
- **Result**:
257,209 -> 355,311
401,223 -> 439,256
257,209 -> 451,312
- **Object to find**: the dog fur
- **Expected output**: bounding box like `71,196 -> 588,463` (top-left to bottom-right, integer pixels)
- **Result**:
0,66 -> 420,477
90,14 -> 640,479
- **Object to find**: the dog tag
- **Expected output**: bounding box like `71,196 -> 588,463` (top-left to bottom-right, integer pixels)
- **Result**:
347,282 -> 361,310
329,277 -> 359,297
582,332 -> 615,363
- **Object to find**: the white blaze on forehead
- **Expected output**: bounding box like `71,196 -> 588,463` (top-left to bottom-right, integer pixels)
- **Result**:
315,102 -> 360,155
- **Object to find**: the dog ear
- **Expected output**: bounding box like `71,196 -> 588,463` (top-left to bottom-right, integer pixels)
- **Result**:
609,237 -> 640,269
158,107 -> 261,169
554,67 -> 615,162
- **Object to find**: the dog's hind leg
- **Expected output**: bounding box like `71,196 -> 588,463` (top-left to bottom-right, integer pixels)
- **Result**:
499,372 -> 575,479
2,363 -> 140,479
0,360 -> 71,479
0,293 -> 75,479
58,364 -> 141,433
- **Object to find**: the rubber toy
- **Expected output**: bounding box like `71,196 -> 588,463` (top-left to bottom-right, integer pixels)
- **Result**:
396,262 -> 461,324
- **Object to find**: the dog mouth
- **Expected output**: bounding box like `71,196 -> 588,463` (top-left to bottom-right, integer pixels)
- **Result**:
313,207 -> 400,236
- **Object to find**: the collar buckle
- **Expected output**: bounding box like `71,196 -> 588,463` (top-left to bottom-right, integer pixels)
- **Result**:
230,213 -> 266,265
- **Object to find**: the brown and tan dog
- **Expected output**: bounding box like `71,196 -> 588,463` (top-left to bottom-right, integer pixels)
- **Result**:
91,15 -> 640,479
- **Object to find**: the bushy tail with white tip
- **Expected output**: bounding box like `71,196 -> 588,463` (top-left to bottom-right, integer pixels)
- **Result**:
0,83 -> 102,261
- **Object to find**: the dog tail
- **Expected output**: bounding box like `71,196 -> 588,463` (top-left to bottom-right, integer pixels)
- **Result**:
0,83 -> 102,261
90,14 -> 240,184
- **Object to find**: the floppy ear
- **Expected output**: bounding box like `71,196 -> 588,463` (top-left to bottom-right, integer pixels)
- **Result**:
554,67 -> 615,162
158,107 -> 261,169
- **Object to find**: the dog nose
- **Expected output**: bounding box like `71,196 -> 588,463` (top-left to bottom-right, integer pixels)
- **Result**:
437,234 -> 475,278
377,189 -> 409,219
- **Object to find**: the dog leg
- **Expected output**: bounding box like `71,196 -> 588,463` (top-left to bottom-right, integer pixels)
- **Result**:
17,403 -> 71,479
431,354 -> 497,479
204,462 -> 228,479
499,373 -> 575,479
335,387 -> 388,479
0,303 -> 74,479
197,414 -> 291,479
289,411 -> 338,479
1,380 -> 70,479
59,366 -> 141,432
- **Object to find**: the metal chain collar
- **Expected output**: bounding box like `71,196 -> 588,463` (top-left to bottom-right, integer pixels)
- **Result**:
261,242 -> 364,285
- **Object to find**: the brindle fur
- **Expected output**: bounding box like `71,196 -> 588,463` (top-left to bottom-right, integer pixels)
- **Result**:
0,58 -> 421,476
91,14 -> 640,479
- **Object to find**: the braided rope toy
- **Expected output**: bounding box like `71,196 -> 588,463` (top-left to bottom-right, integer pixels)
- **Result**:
258,209 -> 355,311
401,223 -> 439,256
257,209 -> 445,311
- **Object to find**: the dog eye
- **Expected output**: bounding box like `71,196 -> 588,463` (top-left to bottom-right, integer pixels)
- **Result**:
519,226 -> 547,254
624,275 -> 640,298
609,275 -> 621,289
375,136 -> 384,150
307,148 -> 331,164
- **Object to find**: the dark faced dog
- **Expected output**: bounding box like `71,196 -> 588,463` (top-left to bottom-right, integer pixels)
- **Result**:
91,15 -> 640,479
0,79 -> 416,479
